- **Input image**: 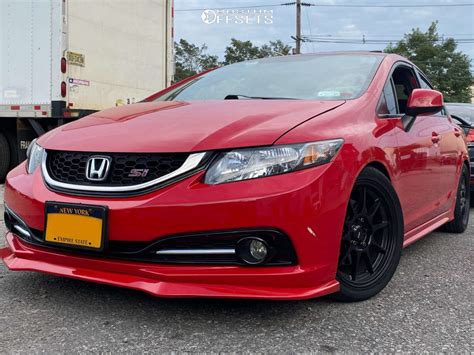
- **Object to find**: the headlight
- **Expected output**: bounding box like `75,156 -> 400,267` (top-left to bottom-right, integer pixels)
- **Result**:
26,139 -> 45,174
204,139 -> 344,185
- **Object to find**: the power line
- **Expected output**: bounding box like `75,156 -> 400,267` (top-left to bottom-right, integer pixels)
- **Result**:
304,5 -> 316,52
176,2 -> 474,11
301,35 -> 474,44
176,4 -> 282,12
311,33 -> 474,38
282,2 -> 474,7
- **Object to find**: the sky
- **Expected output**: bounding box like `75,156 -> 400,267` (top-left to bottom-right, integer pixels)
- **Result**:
174,0 -> 474,68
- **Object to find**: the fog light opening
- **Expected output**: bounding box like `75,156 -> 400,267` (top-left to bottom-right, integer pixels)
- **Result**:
236,237 -> 269,265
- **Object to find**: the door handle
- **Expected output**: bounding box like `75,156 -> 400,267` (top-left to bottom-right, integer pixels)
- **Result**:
431,132 -> 440,144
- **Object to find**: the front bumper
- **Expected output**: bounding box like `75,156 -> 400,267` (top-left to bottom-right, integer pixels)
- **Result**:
2,158 -> 350,300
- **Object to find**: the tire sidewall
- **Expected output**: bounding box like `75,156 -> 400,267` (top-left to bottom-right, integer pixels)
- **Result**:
336,168 -> 404,302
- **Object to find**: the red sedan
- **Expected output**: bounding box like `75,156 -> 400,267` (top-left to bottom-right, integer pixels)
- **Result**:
1,52 -> 470,301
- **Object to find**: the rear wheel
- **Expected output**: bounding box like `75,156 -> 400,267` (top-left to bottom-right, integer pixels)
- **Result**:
333,167 -> 403,302
0,132 -> 11,182
440,165 -> 470,233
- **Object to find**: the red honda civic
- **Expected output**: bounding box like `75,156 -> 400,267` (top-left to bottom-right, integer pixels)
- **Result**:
1,52 -> 470,301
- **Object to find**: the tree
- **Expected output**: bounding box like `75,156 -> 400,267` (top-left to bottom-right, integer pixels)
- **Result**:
223,39 -> 261,65
174,38 -> 292,81
259,40 -> 292,58
385,22 -> 473,102
174,39 -> 219,82
224,39 -> 292,65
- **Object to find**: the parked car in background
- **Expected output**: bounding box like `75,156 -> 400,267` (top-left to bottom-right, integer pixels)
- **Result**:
1,52 -> 471,302
446,103 -> 474,201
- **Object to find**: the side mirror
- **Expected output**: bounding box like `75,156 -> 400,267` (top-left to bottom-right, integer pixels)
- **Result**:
406,89 -> 444,117
402,89 -> 444,132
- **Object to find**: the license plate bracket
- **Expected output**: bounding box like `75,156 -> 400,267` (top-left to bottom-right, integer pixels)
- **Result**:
44,202 -> 108,251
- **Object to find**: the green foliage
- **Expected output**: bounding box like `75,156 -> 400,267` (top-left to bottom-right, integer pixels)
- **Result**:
174,39 -> 219,82
173,38 -> 292,82
224,39 -> 292,65
223,39 -> 261,65
385,22 -> 473,103
259,40 -> 292,58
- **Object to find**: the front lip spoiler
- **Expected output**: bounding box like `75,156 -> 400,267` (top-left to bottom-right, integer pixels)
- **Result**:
41,151 -> 209,195
1,233 -> 340,300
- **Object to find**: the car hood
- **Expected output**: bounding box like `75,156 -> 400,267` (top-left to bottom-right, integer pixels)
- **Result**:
39,100 -> 345,152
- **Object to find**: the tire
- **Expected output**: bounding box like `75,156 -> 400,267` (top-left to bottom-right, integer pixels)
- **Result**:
332,167 -> 404,302
0,132 -> 11,182
5,130 -> 19,169
440,165 -> 470,233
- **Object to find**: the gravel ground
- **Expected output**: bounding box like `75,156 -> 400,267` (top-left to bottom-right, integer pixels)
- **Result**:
0,184 -> 472,352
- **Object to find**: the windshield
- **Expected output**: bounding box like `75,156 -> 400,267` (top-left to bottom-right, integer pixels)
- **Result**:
155,54 -> 383,101
447,104 -> 474,123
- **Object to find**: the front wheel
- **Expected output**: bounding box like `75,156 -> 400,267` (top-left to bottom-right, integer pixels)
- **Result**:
333,167 -> 404,302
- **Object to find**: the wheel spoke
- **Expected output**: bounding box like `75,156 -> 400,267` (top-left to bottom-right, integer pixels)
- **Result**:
351,250 -> 361,281
339,247 -> 352,266
361,187 -> 368,214
368,198 -> 382,220
373,221 -> 389,232
372,242 -> 386,254
363,251 -> 374,274
348,199 -> 358,216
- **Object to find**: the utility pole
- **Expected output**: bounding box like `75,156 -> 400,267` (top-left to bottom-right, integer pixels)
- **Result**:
295,0 -> 301,54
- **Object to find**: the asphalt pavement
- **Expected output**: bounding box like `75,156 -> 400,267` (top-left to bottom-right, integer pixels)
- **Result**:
0,184 -> 472,352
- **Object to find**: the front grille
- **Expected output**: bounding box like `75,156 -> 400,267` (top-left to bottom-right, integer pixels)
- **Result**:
46,150 -> 189,186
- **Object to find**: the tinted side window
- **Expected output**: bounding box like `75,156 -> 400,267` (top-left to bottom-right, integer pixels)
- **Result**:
384,80 -> 398,114
392,66 -> 420,114
378,79 -> 398,115
418,74 -> 433,89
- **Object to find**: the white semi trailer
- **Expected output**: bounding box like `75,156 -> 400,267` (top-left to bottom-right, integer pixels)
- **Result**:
0,0 -> 174,180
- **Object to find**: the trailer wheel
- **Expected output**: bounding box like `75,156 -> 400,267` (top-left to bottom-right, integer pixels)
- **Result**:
5,130 -> 19,168
0,132 -> 11,182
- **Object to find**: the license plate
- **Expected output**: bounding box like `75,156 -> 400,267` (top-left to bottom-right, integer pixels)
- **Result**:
44,202 -> 107,251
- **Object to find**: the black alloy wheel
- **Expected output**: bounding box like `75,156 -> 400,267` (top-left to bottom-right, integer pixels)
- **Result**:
459,176 -> 470,226
333,167 -> 403,302
440,164 -> 470,233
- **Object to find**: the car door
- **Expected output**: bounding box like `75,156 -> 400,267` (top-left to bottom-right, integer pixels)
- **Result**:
387,64 -> 444,231
417,71 -> 460,213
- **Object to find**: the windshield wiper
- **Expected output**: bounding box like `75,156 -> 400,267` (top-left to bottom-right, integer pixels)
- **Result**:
224,94 -> 299,100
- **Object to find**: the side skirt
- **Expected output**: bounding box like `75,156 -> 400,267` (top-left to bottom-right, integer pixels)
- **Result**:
403,210 -> 451,248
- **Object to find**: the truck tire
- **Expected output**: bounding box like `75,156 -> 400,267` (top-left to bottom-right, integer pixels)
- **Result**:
5,130 -> 19,168
0,132 -> 11,182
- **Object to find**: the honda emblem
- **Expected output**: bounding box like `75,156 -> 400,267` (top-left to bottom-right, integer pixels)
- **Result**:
86,156 -> 112,182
